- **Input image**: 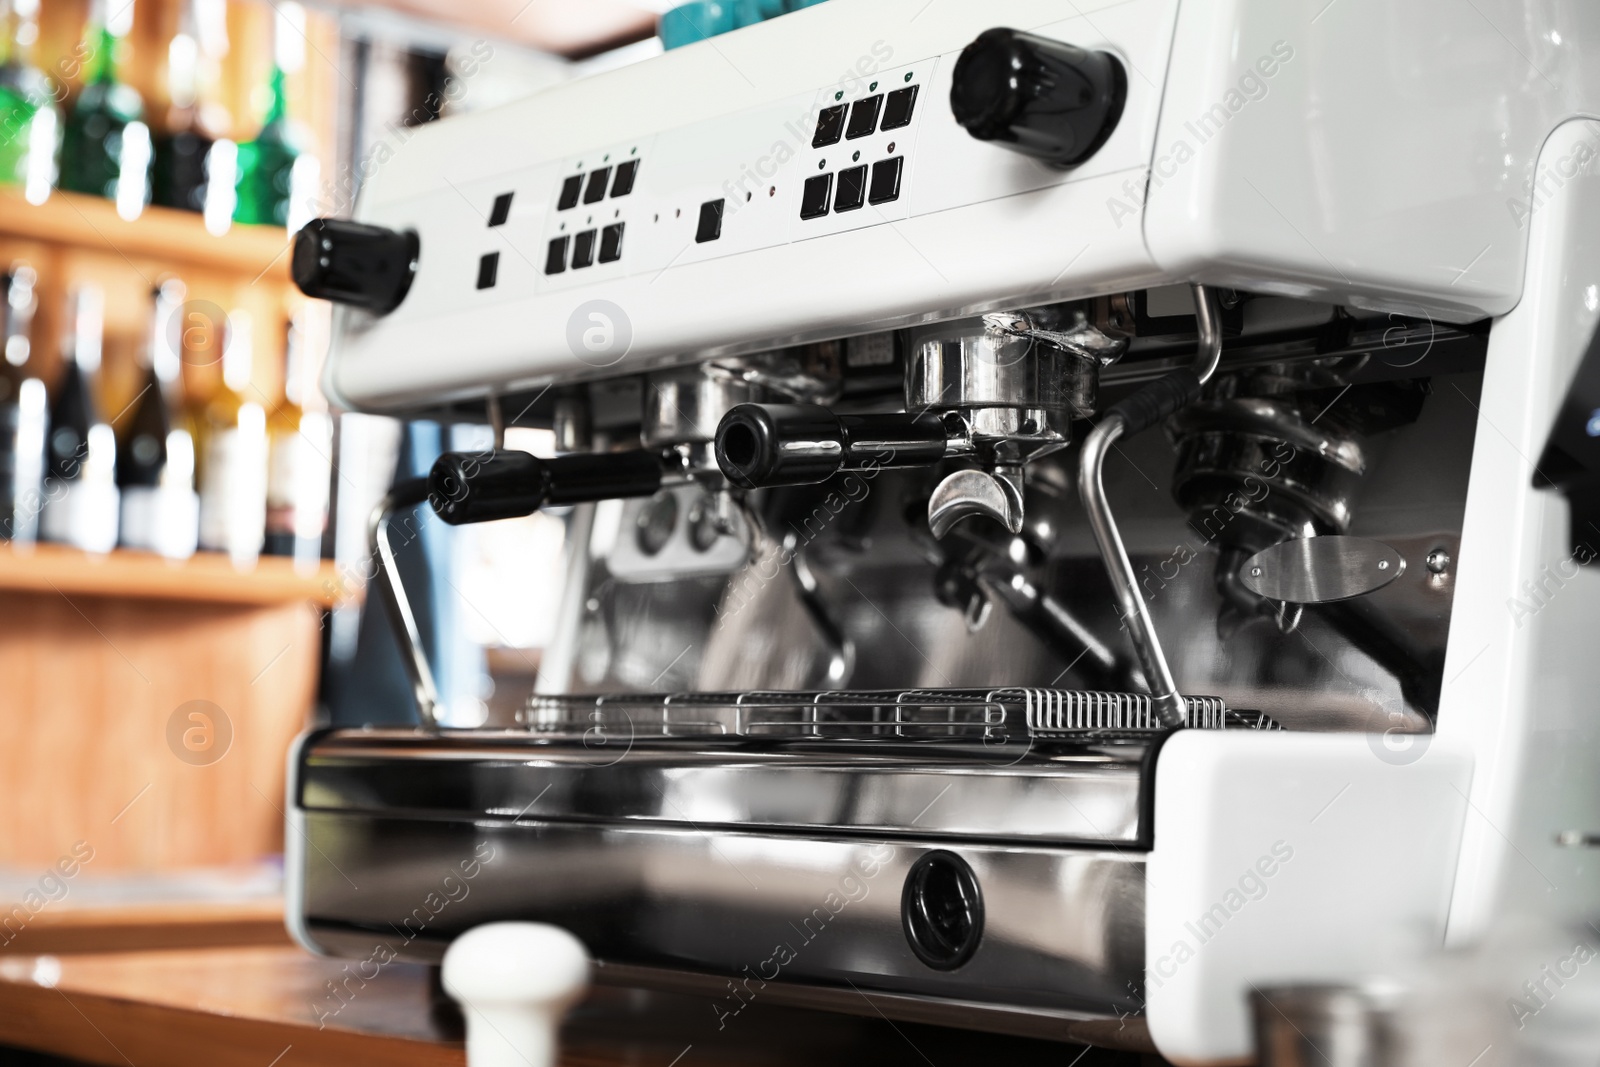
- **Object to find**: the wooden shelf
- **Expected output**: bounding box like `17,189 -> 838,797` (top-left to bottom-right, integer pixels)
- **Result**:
0,187 -> 293,280
0,544 -> 346,608
0,899 -> 289,956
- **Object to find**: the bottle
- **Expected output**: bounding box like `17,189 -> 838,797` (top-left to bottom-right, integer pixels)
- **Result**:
0,0 -> 54,197
0,262 -> 46,541
58,0 -> 151,219
233,3 -> 307,228
41,285 -> 119,553
264,313 -> 330,566
197,309 -> 267,565
151,0 -> 232,217
118,279 -> 199,559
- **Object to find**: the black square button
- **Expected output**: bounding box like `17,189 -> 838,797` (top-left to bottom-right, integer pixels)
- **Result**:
488,192 -> 513,227
572,230 -> 596,268
600,223 -> 625,263
846,94 -> 883,139
583,168 -> 610,205
611,159 -> 639,197
800,173 -> 832,220
881,85 -> 918,131
476,252 -> 499,289
696,199 -> 725,243
834,165 -> 867,212
544,236 -> 568,275
557,175 -> 582,210
812,104 -> 847,148
869,156 -> 904,205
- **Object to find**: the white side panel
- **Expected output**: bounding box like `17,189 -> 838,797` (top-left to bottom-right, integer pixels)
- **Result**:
1145,0 -> 1600,323
1437,119 -> 1600,942
283,729 -> 330,957
1144,732 -> 1471,1065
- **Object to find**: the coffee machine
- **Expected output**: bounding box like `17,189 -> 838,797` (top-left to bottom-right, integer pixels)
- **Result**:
286,1 -> 1600,1060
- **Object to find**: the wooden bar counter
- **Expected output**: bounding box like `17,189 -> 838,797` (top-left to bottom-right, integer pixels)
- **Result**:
0,945 -> 1134,1067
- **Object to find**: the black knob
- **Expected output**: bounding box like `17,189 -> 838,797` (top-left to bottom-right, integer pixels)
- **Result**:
429,449 -> 666,526
292,218 -> 419,314
950,28 -> 1126,167
715,403 -> 948,491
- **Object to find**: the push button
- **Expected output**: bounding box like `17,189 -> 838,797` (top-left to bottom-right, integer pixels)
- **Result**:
881,85 -> 919,131
834,165 -> 867,212
846,94 -> 883,139
868,156 -> 904,205
611,159 -> 640,197
476,252 -> 499,290
557,175 -> 582,210
696,199 -> 725,243
488,192 -> 513,227
545,236 -> 568,275
812,104 -> 847,148
583,168 -> 610,205
572,230 -> 597,268
800,173 -> 832,219
599,223 -> 625,263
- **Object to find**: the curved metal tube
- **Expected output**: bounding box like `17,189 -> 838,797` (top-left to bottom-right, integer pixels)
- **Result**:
1078,284 -> 1222,726
368,478 -> 441,728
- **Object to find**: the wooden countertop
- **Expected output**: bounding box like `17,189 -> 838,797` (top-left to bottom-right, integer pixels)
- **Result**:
0,900 -> 289,957
0,946 -> 1093,1067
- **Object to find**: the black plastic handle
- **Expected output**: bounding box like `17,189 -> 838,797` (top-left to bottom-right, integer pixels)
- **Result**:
429,449 -> 665,526
715,403 -> 948,490
1107,369 -> 1203,436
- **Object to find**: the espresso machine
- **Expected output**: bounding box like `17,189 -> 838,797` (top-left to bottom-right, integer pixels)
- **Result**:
286,1 -> 1600,1060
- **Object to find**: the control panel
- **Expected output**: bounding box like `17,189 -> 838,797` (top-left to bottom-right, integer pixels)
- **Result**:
323,0 -> 1180,409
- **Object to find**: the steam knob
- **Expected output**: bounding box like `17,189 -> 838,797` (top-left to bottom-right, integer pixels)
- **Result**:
442,922 -> 591,1067
291,217 -> 418,314
949,28 -> 1127,167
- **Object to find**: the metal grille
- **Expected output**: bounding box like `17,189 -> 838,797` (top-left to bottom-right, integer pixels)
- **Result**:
519,688 -> 1277,741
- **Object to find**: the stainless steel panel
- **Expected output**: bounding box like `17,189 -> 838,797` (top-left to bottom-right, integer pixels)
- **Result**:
298,814 -> 1147,1024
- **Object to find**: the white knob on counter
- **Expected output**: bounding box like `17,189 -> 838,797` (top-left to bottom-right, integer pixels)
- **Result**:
441,922 -> 591,1067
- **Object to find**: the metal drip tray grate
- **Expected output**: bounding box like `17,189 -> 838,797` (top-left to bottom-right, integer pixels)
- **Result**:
520,687 -> 1278,741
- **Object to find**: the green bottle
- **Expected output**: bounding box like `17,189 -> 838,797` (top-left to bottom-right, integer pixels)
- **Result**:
58,0 -> 149,211
234,10 -> 305,228
0,0 -> 48,190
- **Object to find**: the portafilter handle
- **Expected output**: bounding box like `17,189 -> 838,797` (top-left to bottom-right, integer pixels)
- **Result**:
714,403 -> 948,489
429,449 -> 668,525
442,922 -> 592,1067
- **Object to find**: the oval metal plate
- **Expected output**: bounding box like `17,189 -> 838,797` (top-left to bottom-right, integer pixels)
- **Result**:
1241,537 -> 1406,604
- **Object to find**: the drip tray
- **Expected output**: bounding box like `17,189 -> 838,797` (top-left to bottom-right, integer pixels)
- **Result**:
299,688 -> 1277,846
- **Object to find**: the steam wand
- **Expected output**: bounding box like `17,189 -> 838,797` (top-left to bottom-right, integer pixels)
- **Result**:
1078,284 -> 1223,727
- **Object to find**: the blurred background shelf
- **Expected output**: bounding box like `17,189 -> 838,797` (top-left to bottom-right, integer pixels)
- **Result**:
0,544 -> 345,607
0,898 -> 288,955
0,188 -> 290,278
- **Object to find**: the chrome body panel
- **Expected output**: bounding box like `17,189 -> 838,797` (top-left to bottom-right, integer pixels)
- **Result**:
296,795 -> 1148,1033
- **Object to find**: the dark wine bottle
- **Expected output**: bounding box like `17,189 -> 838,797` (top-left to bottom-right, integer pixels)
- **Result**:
234,7 -> 305,227
118,279 -> 198,558
41,285 -> 119,552
0,262 -> 47,541
151,0 -> 231,216
0,0 -> 52,195
58,0 -> 150,216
